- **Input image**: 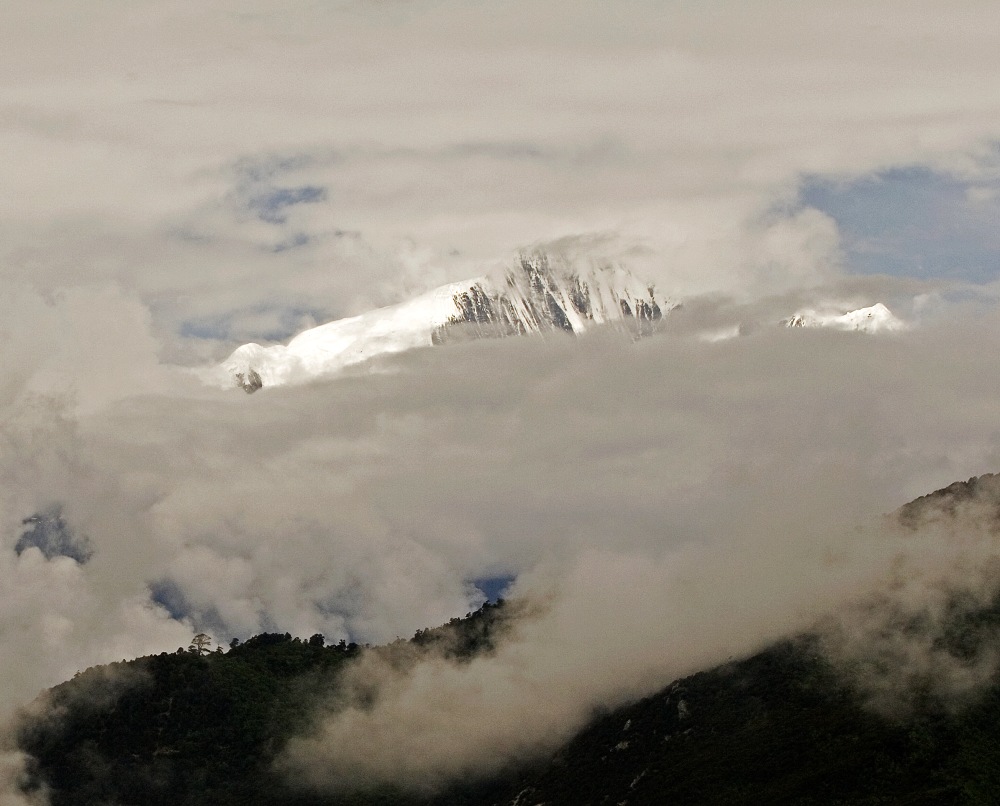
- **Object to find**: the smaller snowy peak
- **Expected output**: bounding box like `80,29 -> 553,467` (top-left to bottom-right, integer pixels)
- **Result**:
698,302 -> 906,343
781,303 -> 906,334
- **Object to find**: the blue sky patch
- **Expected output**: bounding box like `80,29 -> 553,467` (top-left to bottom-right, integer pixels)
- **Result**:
472,574 -> 515,603
150,579 -> 230,645
271,232 -> 311,252
16,508 -> 93,564
248,185 -> 326,224
149,579 -> 190,622
181,304 -> 330,343
800,167 -> 1000,283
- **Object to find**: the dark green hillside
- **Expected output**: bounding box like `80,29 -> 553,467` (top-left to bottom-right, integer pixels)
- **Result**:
17,594 -> 1000,805
19,634 -> 356,806
17,602 -> 514,806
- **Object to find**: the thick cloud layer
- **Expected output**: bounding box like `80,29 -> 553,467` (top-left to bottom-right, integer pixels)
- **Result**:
4,0 -> 1000,344
269,306 -> 1000,791
3,284 -> 1000,793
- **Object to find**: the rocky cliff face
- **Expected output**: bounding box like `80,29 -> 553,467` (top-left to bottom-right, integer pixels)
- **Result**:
432,254 -> 675,344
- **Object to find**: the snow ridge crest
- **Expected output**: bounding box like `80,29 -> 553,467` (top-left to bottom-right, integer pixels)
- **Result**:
212,255 -> 677,392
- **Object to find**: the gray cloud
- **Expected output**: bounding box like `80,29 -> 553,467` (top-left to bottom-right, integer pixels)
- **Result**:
0,750 -> 45,806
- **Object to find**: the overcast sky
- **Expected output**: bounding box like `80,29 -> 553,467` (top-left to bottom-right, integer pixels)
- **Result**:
3,1 -> 1000,797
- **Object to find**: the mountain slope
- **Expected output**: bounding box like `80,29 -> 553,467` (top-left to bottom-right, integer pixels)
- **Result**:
16,604 -> 516,806
17,600 -> 1000,806
499,637 -> 977,806
15,474 -> 1000,806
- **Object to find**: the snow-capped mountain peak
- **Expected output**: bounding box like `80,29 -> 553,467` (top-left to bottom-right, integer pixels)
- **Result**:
208,256 -> 677,392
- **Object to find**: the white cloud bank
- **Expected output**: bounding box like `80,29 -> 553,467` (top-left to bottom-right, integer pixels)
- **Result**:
3,0 -> 1000,340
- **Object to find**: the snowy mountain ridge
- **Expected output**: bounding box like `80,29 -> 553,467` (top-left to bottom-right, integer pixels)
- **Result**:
203,256 -> 905,392
209,256 -> 676,392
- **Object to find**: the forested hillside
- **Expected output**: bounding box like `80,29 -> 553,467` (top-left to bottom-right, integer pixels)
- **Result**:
17,603 -> 516,806
16,591 -> 1000,806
